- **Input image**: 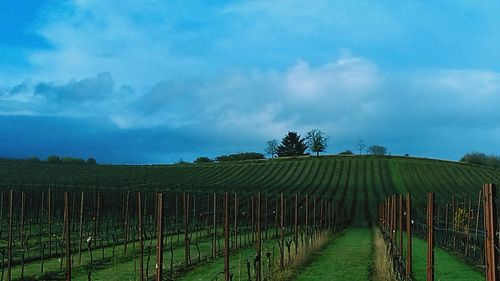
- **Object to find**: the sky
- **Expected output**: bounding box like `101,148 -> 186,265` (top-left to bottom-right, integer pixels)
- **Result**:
1,0 -> 500,164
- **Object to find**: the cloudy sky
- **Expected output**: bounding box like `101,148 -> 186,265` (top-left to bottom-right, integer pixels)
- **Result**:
1,0 -> 500,163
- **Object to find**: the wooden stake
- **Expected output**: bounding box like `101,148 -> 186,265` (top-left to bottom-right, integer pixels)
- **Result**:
156,193 -> 164,281
256,192 -> 262,281
483,183 -> 499,281
64,192 -> 71,281
7,190 -> 13,281
78,192 -> 84,264
280,193 -> 285,270
427,193 -> 434,281
406,193 -> 412,280
138,193 -> 144,281
224,192 -> 230,281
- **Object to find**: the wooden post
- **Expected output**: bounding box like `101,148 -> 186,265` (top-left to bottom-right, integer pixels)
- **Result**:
465,197 -> 472,256
48,188 -> 52,256
452,195 -> 456,250
224,192 -> 230,281
474,189 -> 482,256
78,192 -> 84,264
212,193 -> 217,258
156,193 -> 164,281
138,193 -> 144,281
234,193 -> 238,251
313,196 -> 316,230
406,193 -> 412,280
64,192 -> 71,281
280,193 -> 285,270
183,192 -> 190,267
483,183 -> 499,281
256,192 -> 262,281
20,191 -> 25,279
265,195 -> 268,240
7,190 -> 13,281
305,195 -> 309,235
124,191 -> 130,254
427,193 -> 434,281
392,195 -> 397,243
294,194 -> 298,254
399,194 -> 403,256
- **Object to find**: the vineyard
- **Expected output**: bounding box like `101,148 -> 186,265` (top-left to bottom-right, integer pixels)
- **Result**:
0,155 -> 499,280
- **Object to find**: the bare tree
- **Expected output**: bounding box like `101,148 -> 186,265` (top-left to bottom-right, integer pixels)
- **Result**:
356,139 -> 366,155
265,139 -> 279,158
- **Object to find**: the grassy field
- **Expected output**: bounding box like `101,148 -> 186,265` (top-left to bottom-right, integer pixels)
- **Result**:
294,227 -> 373,281
409,236 -> 483,281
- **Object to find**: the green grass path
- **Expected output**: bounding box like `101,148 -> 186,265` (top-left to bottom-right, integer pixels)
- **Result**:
295,227 -> 373,281
410,237 -> 483,281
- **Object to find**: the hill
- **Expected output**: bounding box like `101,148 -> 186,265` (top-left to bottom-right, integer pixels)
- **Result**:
1,155 -> 497,224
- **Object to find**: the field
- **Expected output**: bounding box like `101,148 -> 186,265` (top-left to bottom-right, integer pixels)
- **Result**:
0,155 -> 497,280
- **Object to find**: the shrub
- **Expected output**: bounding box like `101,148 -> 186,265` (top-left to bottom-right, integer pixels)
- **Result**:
460,152 -> 500,168
338,150 -> 353,155
47,155 -> 61,164
194,156 -> 212,164
368,145 -> 387,156
87,157 -> 97,165
216,152 -> 265,162
61,157 -> 86,165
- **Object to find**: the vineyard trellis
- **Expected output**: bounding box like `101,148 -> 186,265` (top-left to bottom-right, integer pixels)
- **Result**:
0,185 -> 350,281
379,183 -> 500,281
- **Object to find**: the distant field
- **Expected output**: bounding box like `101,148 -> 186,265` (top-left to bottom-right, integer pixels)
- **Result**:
1,155 -> 497,224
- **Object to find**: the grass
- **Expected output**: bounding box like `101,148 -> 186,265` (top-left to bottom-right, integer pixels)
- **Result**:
409,236 -> 483,281
294,227 -> 373,281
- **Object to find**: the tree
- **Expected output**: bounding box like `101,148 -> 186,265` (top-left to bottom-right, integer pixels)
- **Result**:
356,139 -> 366,155
460,152 -> 500,168
277,131 -> 308,157
47,155 -> 61,164
87,157 -> 97,165
194,156 -> 212,164
338,150 -> 353,155
265,139 -> 279,158
216,152 -> 264,162
368,145 -> 387,156
305,129 -> 328,157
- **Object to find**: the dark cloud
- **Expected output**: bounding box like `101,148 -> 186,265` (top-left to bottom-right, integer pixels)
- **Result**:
34,72 -> 113,103
2,58 -> 500,163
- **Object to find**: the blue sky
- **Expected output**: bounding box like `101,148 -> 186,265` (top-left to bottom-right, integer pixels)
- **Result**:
1,0 -> 500,163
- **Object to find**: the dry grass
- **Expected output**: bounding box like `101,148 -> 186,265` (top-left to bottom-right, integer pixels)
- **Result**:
371,228 -> 396,281
268,232 -> 332,281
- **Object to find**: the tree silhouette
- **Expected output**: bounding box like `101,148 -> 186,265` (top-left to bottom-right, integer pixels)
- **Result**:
265,139 -> 279,158
305,129 -> 328,157
277,132 -> 308,157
